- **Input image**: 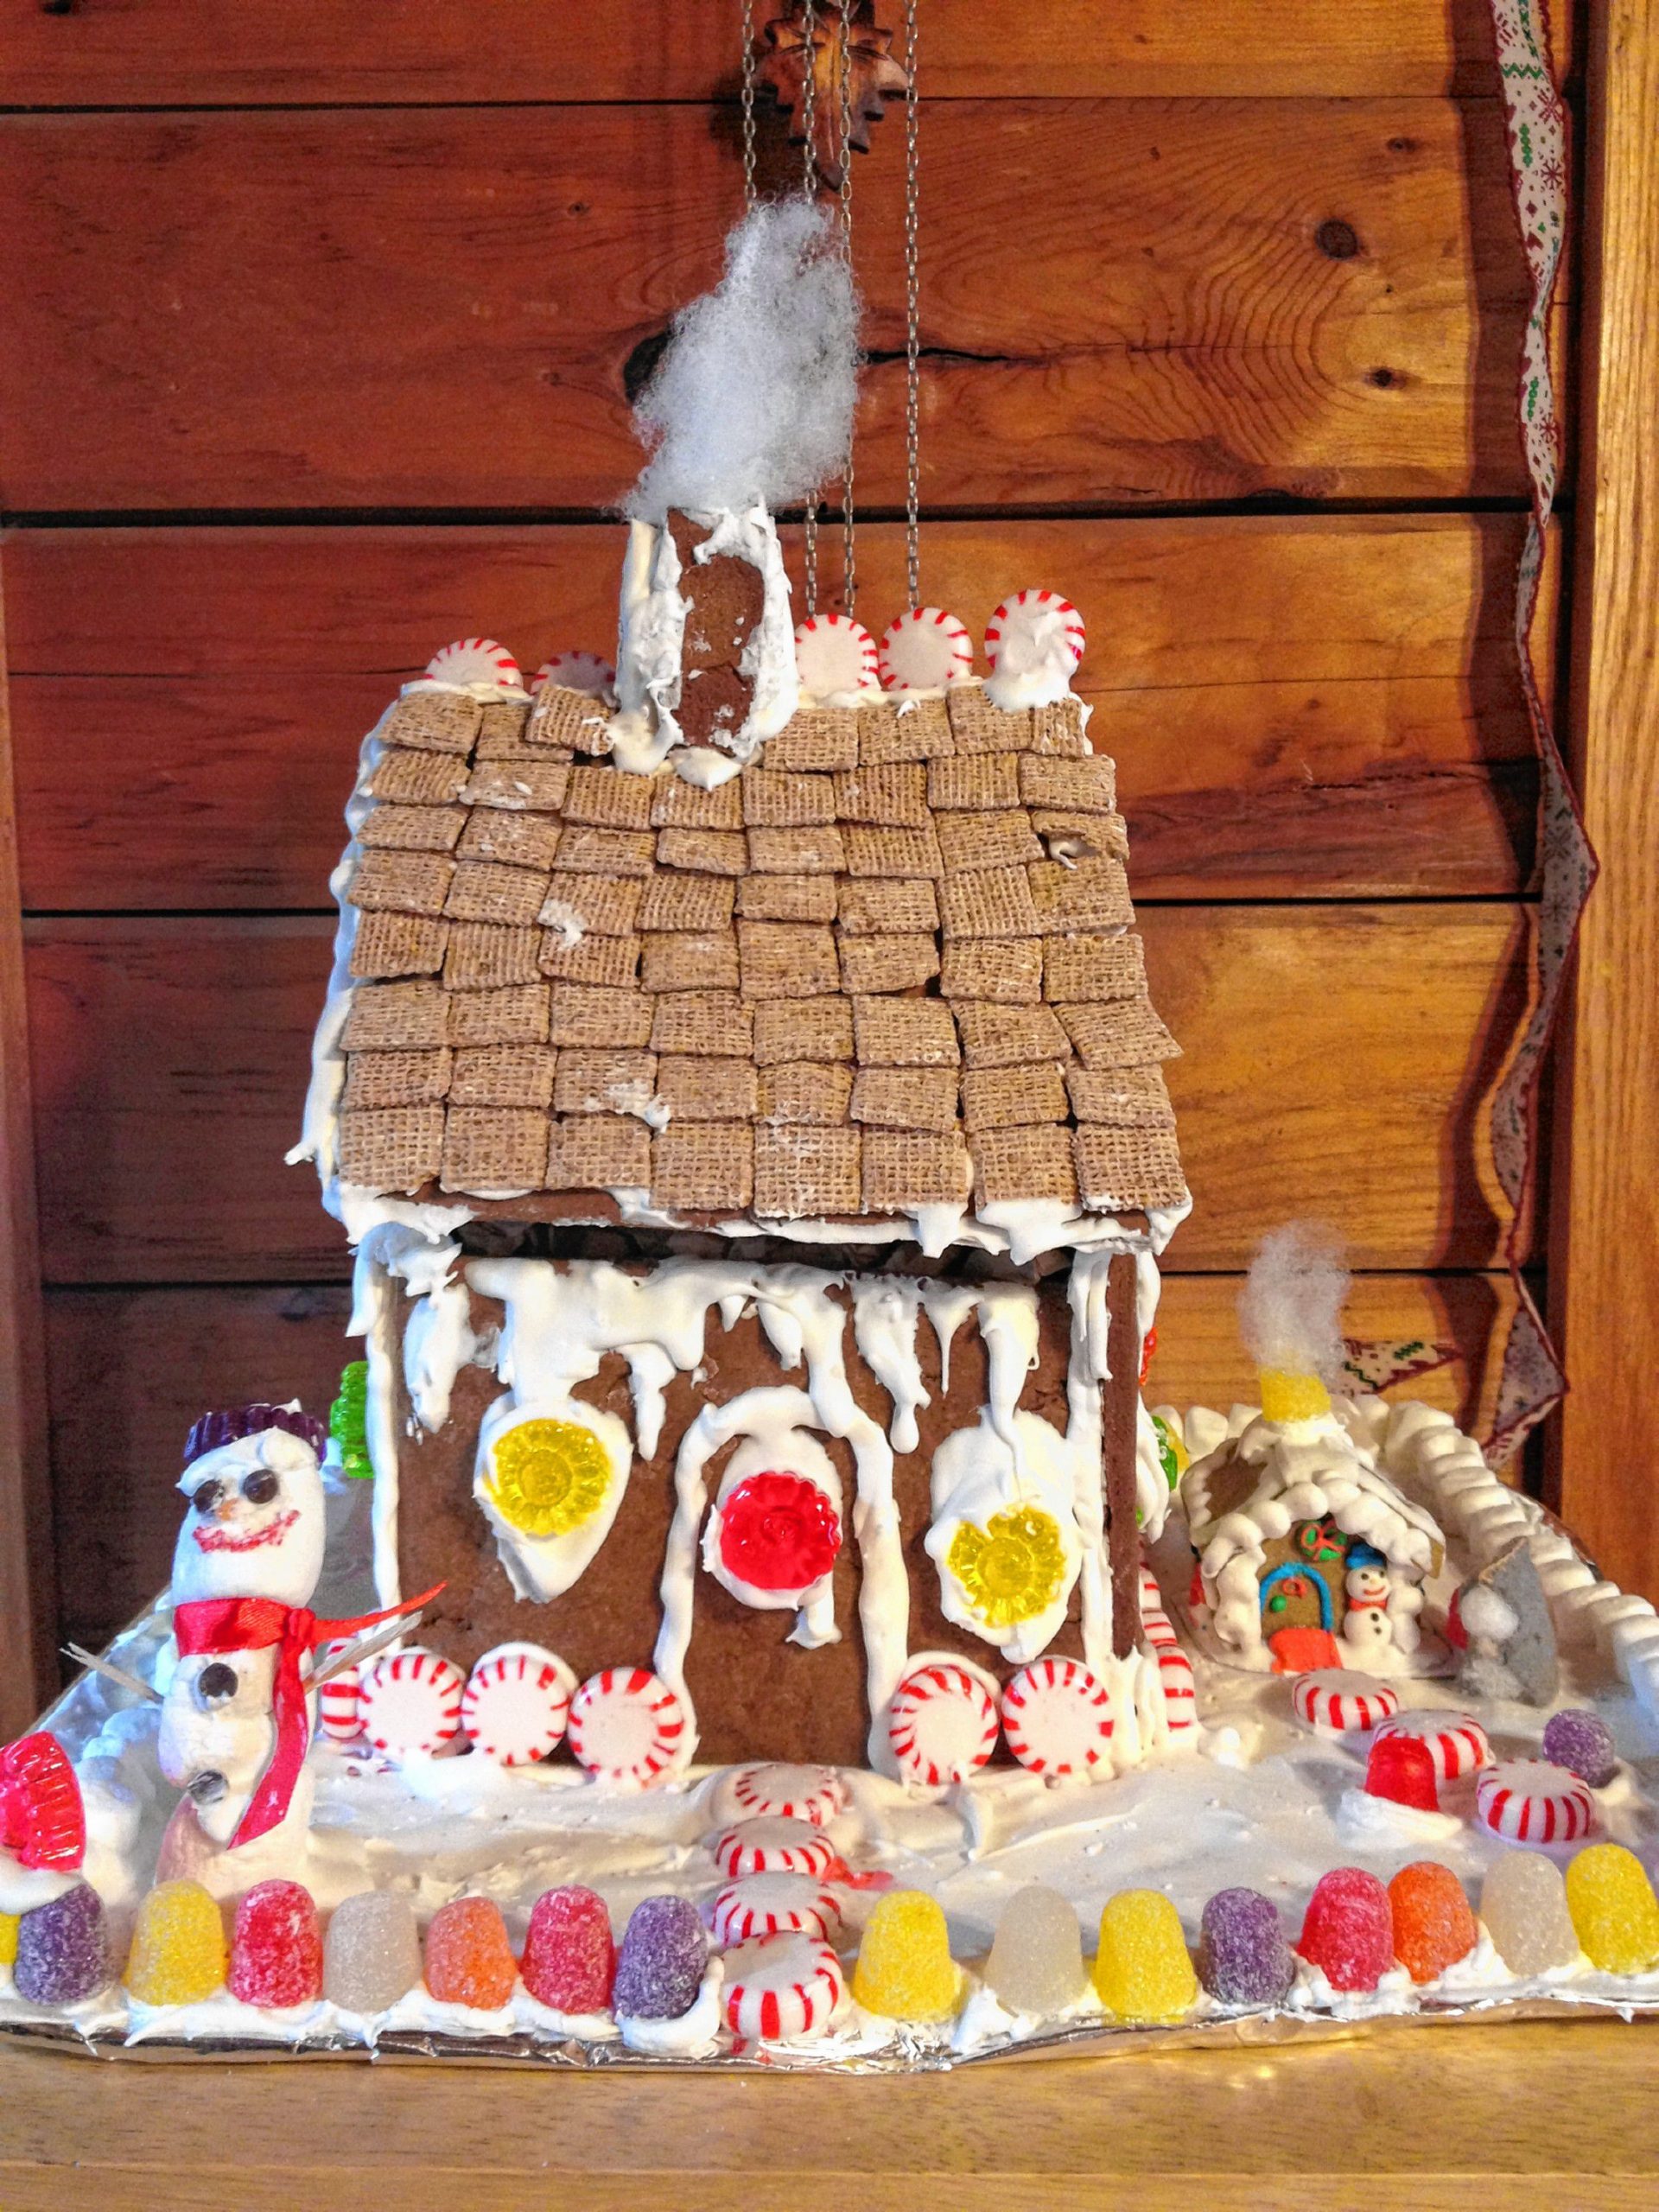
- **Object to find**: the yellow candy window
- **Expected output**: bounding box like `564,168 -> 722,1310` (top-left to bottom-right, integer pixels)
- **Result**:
483,1417 -> 613,1539
946,1506 -> 1067,1630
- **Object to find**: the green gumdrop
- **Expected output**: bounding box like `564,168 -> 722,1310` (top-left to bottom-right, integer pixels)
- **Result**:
330,1360 -> 373,1481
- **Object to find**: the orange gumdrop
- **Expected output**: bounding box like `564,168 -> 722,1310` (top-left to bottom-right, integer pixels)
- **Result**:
423,1895 -> 518,2011
1388,1861 -> 1477,1986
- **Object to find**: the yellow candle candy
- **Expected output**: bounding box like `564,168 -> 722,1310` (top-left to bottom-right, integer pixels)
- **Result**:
1565,1844 -> 1659,1974
1093,1890 -> 1198,2022
125,1879 -> 230,2006
0,1910 -> 17,1967
850,1890 -> 963,2024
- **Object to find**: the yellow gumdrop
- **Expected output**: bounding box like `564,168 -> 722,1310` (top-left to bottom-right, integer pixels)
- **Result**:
485,1416 -> 612,1538
1259,1369 -> 1332,1424
1092,1890 -> 1198,2023
124,1880 -> 230,2006
947,1506 -> 1067,1629
0,1910 -> 16,1967
851,1890 -> 963,2024
1565,1844 -> 1659,1974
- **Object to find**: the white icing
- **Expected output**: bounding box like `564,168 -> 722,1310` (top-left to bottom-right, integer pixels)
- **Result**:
1333,1788 -> 1465,1848
851,1279 -> 930,1452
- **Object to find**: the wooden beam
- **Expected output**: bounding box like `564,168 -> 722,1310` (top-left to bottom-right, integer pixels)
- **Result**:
1551,0 -> 1659,1599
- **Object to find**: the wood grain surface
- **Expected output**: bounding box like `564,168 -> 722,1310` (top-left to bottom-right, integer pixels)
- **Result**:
3,516 -> 1550,909
0,100 -> 1543,512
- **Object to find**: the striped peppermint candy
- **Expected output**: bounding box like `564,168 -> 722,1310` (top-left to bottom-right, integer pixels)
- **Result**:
532,651 -> 615,701
1291,1670 -> 1400,1738
1139,1567 -> 1180,1651
709,1872 -> 844,1948
460,1643 -> 577,1766
877,607 -> 975,692
566,1667 -> 687,1787
424,637 -> 522,690
794,613 -> 880,698
887,1662 -> 1000,1788
315,1638 -> 364,1744
1373,1708 -> 1492,1784
723,1933 -> 846,2044
357,1647 -> 465,1758
729,1764 -> 849,1827
1156,1644 -> 1198,1735
983,589 -> 1086,679
711,1817 -> 836,1882
1476,1759 -> 1595,1846
1001,1657 -> 1116,1779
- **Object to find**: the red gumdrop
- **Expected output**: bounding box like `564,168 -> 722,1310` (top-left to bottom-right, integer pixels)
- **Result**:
1364,1732 -> 1440,1812
423,1895 -> 518,2012
1389,1861 -> 1478,1986
718,1471 -> 841,1593
1298,1868 -> 1395,1993
229,1879 -> 323,2009
521,1885 -> 615,2014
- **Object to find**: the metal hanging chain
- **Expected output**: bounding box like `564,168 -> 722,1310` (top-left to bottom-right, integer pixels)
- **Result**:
800,0 -> 821,616
836,0 -> 857,616
902,0 -> 922,606
740,0 -> 758,213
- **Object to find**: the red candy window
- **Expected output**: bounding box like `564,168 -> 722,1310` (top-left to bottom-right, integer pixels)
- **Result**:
718,1471 -> 842,1593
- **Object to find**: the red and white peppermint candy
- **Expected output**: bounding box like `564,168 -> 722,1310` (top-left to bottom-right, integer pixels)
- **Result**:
1156,1644 -> 1198,1735
315,1638 -> 364,1744
356,1647 -> 465,1759
1138,1567 -> 1179,1650
532,651 -> 616,701
1373,1708 -> 1492,1784
1291,1670 -> 1400,1738
1001,1657 -> 1116,1779
424,637 -> 522,690
1476,1759 -> 1595,1846
710,1872 -> 843,1948
723,1933 -> 846,2044
983,589 -> 1086,680
711,1816 -> 835,1881
794,613 -> 880,698
877,607 -> 975,692
729,1764 -> 849,1827
566,1667 -> 687,1787
887,1662 -> 1000,1788
460,1642 -> 577,1766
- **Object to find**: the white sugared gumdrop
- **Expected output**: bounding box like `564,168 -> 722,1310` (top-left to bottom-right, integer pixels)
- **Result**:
710,1872 -> 844,1947
794,613 -> 880,700
1156,1644 -> 1198,1735
982,589 -> 1085,709
1373,1708 -> 1491,1783
1476,1759 -> 1595,1845
887,1662 -> 999,1788
356,1648 -> 465,1759
878,607 -> 975,693
315,1639 -> 363,1744
729,1764 -> 849,1827
565,1667 -> 688,1787
424,637 -> 523,690
460,1642 -> 577,1766
533,652 -> 616,702
1290,1671 -> 1399,1738
723,1933 -> 845,2042
1001,1657 -> 1116,1779
711,1817 -> 836,1881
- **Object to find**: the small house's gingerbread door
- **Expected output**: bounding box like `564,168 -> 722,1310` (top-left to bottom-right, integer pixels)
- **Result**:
1258,1562 -> 1331,1635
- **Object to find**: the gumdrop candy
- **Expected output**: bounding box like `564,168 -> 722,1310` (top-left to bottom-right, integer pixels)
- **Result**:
423,1895 -> 518,2012
0,1911 -> 16,1967
124,1880 -> 228,2006
1297,1868 -> 1395,1993
1480,1850 -> 1580,1975
1389,1862 -> 1477,1985
323,1891 -> 421,2015
1092,1891 -> 1197,2023
1363,1732 -> 1439,1812
613,1894 -> 707,2021
522,1885 -> 615,2015
1565,1843 -> 1659,1974
229,1880 -> 323,2010
13,1883 -> 108,2005
984,1885 -> 1088,2016
1542,1708 -> 1618,1789
850,1890 -> 963,2024
1195,1887 -> 1296,2008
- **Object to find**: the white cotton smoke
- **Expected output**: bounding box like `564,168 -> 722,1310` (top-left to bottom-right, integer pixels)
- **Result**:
1238,1222 -> 1350,1378
626,201 -> 861,522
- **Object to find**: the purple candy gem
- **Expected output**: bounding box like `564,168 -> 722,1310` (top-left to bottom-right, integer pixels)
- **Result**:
1542,1707 -> 1618,1789
1196,1886 -> 1295,2008
14,1882 -> 109,2006
612,1894 -> 707,2021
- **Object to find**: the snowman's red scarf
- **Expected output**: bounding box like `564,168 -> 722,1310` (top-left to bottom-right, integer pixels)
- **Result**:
173,1586 -> 444,1847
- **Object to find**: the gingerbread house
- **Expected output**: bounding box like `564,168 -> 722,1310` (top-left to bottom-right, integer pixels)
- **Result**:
295,504 -> 1193,1775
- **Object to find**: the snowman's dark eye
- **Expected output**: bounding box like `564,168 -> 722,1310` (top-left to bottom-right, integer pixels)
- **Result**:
242,1469 -> 281,1506
196,1662 -> 238,1707
192,1478 -> 224,1516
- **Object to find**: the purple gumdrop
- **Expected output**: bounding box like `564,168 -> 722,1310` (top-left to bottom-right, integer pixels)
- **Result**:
1542,1707 -> 1618,1789
14,1882 -> 109,2006
612,1894 -> 707,2021
1196,1887 -> 1296,2008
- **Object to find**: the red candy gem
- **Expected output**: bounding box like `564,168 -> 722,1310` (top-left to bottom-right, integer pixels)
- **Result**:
1139,1325 -> 1158,1386
1364,1733 -> 1440,1812
719,1471 -> 842,1594
0,1733 -> 85,1872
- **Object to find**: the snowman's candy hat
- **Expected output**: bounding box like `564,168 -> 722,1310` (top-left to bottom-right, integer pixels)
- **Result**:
0,1732 -> 86,1872
183,1402 -> 327,1471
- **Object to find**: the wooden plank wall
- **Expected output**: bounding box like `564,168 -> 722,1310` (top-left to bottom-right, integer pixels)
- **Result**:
0,0 -> 1583,1693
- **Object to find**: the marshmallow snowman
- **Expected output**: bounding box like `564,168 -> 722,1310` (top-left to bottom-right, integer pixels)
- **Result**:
1342,1549 -> 1395,1655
